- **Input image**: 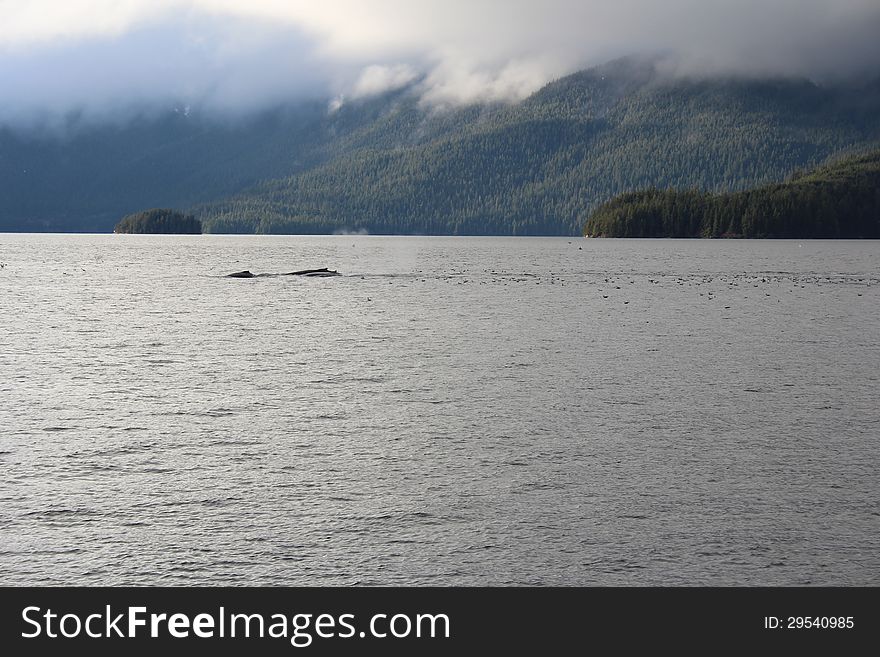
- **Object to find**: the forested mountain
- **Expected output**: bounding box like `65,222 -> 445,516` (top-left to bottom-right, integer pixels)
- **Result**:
583,149 -> 880,238
2,58 -> 879,235
0,89 -> 440,232
0,103 -> 332,232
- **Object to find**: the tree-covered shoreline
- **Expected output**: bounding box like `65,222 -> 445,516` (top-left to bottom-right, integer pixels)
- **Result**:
583,150 -> 880,238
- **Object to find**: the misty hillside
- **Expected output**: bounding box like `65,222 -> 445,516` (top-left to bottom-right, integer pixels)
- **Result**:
0,102 -> 336,232
2,59 -> 880,234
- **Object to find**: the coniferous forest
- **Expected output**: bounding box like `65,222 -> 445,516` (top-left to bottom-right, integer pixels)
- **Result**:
195,65 -> 880,236
2,58 -> 880,236
583,149 -> 880,238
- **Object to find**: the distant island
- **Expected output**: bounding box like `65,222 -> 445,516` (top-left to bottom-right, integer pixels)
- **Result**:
584,149 -> 880,238
114,208 -> 202,234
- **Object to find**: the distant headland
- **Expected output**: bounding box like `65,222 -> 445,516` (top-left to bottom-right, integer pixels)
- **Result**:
584,149 -> 880,238
114,209 -> 202,235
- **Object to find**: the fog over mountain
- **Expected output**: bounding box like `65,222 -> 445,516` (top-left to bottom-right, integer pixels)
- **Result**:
2,0 -> 880,128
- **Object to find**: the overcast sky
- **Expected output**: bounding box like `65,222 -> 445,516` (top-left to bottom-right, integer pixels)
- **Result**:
1,0 -> 879,126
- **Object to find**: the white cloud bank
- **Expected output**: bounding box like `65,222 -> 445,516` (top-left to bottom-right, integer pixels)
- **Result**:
1,0 -> 879,124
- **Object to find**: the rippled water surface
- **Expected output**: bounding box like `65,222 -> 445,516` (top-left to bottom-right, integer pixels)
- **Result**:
1,234 -> 878,585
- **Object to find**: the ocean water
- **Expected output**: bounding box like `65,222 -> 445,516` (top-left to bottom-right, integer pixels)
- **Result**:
0,234 -> 877,586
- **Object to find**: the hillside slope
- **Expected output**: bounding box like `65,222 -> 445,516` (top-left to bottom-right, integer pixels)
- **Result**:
2,58 -> 879,234
197,62 -> 880,235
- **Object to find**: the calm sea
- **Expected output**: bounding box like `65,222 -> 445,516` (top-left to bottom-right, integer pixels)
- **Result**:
1,234 -> 877,585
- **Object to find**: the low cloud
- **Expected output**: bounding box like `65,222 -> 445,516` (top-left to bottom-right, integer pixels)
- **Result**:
1,1 -> 879,127
352,64 -> 418,98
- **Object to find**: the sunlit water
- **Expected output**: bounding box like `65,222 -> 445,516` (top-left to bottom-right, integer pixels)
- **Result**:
0,234 -> 878,585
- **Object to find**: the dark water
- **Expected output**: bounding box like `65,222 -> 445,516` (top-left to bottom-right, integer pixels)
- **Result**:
0,234 -> 877,585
